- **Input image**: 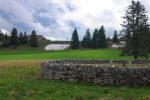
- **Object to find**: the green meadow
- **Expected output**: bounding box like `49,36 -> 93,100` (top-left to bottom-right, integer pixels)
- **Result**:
0,62 -> 150,100
0,42 -> 149,100
0,49 -> 132,60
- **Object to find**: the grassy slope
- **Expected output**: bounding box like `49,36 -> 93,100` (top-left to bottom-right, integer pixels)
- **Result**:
0,39 -> 133,60
0,62 -> 149,100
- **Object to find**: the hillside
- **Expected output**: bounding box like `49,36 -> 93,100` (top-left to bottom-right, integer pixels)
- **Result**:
0,40 -> 51,52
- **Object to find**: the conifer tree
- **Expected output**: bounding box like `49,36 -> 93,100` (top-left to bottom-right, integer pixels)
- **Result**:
23,32 -> 28,44
2,34 -> 9,47
91,29 -> 99,48
112,30 -> 119,43
70,28 -> 79,49
98,26 -> 107,48
9,28 -> 18,46
121,0 -> 149,59
81,36 -> 86,47
0,31 -> 4,42
81,29 -> 91,48
29,30 -> 38,47
19,32 -> 24,44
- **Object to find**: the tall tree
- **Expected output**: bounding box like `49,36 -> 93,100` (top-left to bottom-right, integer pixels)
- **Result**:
138,25 -> 150,58
9,28 -> 18,46
91,29 -> 99,48
23,32 -> 28,44
81,29 -> 91,48
98,26 -> 107,48
112,30 -> 119,43
2,34 -> 9,47
70,28 -> 79,49
81,36 -> 86,47
19,32 -> 24,44
121,0 -> 149,59
29,30 -> 38,47
0,30 -> 4,43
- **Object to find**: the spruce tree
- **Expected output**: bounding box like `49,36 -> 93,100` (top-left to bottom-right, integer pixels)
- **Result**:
19,32 -> 24,44
70,28 -> 79,49
0,31 -> 4,43
121,0 -> 149,59
81,29 -> 91,48
81,36 -> 86,47
91,29 -> 99,48
4,34 -> 9,40
29,30 -> 38,47
3,34 -> 9,47
138,25 -> 150,58
112,30 -> 119,43
9,28 -> 18,46
23,32 -> 28,44
98,26 -> 107,48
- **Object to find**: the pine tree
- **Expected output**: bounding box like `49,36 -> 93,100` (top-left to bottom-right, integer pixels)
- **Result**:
9,28 -> 18,46
112,30 -> 119,43
138,25 -> 150,58
81,36 -> 86,47
70,28 -> 79,49
121,0 -> 149,59
19,32 -> 24,44
98,26 -> 107,48
23,32 -> 28,44
81,29 -> 91,48
91,29 -> 99,48
4,34 -> 9,40
29,30 -> 38,47
0,31 -> 4,43
2,34 -> 9,47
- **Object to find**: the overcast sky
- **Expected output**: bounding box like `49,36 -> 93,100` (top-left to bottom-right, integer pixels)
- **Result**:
0,0 -> 150,40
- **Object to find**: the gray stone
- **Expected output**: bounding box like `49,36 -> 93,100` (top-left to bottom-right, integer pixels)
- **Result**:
41,59 -> 150,86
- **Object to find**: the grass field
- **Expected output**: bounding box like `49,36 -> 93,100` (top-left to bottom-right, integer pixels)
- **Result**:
0,49 -> 132,60
0,61 -> 150,100
0,41 -> 149,100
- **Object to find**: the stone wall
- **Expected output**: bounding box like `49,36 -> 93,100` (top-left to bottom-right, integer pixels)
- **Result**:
41,60 -> 150,86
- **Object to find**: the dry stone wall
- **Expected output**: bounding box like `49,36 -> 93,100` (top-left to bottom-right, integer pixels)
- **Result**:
41,60 -> 150,86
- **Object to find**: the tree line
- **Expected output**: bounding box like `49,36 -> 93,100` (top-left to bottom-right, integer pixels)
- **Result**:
70,26 -> 119,49
70,26 -> 107,49
0,28 -> 39,48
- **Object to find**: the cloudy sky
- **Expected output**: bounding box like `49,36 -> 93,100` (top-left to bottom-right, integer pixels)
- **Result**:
0,0 -> 150,40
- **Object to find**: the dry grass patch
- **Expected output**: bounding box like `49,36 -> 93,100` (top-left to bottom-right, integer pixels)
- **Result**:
0,60 -> 42,67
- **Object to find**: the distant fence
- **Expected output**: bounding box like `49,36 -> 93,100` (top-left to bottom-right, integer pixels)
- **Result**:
41,59 -> 150,86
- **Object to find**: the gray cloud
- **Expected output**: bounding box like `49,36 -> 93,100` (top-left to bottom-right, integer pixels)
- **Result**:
0,0 -> 149,40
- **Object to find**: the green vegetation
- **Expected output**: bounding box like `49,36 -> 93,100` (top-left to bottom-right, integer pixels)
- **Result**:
112,30 -> 119,43
0,48 -> 132,60
70,28 -> 79,49
0,0 -> 150,99
9,28 -> 18,46
0,40 -> 149,99
29,30 -> 38,47
0,62 -> 149,100
121,0 -> 150,59
81,29 -> 91,48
